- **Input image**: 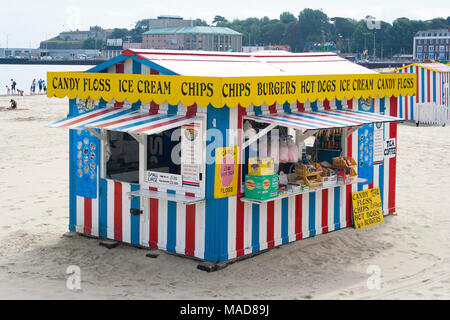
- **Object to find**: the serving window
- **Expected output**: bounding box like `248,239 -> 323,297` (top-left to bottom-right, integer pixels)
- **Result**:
105,131 -> 139,184
142,118 -> 206,197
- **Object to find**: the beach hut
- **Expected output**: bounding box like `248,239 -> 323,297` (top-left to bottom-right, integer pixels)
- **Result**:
47,49 -> 415,264
393,63 -> 450,124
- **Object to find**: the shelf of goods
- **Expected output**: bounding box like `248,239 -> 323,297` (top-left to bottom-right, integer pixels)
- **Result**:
240,177 -> 368,204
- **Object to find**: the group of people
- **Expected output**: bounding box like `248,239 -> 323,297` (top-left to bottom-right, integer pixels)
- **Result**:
30,78 -> 46,94
5,78 -> 46,96
5,79 -> 24,96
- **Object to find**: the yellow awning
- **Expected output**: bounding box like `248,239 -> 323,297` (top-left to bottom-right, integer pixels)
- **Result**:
47,72 -> 416,109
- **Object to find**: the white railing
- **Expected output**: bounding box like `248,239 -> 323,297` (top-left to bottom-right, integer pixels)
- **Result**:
415,103 -> 449,126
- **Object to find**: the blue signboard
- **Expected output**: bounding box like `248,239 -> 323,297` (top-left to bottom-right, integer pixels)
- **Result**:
70,98 -> 101,199
73,129 -> 99,199
358,98 -> 374,186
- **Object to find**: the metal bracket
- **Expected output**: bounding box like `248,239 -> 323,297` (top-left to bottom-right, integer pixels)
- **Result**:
242,123 -> 277,150
87,128 -> 106,142
129,132 -> 145,145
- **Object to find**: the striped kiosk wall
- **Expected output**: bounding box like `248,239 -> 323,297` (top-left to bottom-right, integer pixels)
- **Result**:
67,57 -> 399,262
73,180 -> 140,245
396,65 -> 450,121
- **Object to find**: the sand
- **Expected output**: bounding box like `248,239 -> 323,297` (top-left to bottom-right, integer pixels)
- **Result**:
0,95 -> 449,300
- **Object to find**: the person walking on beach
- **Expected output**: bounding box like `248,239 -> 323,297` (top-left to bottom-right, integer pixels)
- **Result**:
11,79 -> 16,94
42,80 -> 47,93
38,79 -> 43,93
31,79 -> 36,94
6,85 -> 11,95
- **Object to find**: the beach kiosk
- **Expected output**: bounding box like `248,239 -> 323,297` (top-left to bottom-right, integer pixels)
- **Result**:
393,63 -> 450,125
47,49 -> 415,264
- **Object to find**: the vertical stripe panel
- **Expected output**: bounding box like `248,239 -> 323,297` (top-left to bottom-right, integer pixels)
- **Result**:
175,202 -> 185,254
334,187 -> 341,230
281,199 -> 289,245
130,184 -> 140,245
157,199 -> 168,250
309,193 -> 316,237
194,201 -> 205,259
227,196 -> 237,259
166,201 -> 177,253
185,205 -> 195,257
295,195 -> 303,240
252,204 -> 260,253
99,178 -> 108,237
121,183 -> 131,244
259,203 -> 268,250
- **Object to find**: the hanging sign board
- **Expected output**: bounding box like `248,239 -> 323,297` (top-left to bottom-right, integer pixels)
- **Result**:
373,122 -> 384,164
384,138 -> 396,159
181,122 -> 203,187
352,188 -> 384,229
214,147 -> 240,199
47,72 -> 417,108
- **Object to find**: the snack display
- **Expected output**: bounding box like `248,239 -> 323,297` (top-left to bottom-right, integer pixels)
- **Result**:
245,174 -> 279,200
332,156 -> 358,179
248,157 -> 275,176
295,158 -> 323,188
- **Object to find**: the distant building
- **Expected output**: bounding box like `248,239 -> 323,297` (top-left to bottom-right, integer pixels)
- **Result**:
264,45 -> 291,52
59,26 -> 113,42
413,28 -> 450,61
0,47 -> 101,60
149,15 -> 194,29
101,39 -> 123,59
142,26 -> 242,52
123,42 -> 143,50
242,46 -> 265,53
242,45 -> 291,53
0,48 -> 42,59
304,42 -> 337,53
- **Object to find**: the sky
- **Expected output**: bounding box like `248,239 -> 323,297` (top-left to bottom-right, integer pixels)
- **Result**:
0,0 -> 448,48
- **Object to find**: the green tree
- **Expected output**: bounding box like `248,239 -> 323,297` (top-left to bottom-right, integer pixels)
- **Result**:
298,9 -> 331,50
213,15 -> 228,25
194,19 -> 209,26
280,12 -> 297,24
109,28 -> 129,40
82,38 -> 104,49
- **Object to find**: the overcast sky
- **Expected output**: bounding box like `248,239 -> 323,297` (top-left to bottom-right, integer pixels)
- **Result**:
1,0 -> 448,48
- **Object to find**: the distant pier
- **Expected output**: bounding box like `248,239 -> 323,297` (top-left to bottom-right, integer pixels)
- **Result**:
0,58 -> 106,66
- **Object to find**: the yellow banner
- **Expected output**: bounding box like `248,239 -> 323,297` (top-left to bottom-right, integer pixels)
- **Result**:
352,188 -> 384,229
214,147 -> 240,199
47,72 -> 416,108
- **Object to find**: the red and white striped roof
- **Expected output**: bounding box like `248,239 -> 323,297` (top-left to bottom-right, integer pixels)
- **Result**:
245,109 -> 402,131
122,49 -> 377,77
48,108 -> 202,135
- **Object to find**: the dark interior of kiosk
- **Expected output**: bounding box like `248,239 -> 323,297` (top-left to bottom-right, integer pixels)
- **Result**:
106,128 -> 181,184
106,131 -> 139,184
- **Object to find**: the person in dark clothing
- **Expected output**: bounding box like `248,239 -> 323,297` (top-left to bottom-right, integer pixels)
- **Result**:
8,99 -> 17,110
11,79 -> 16,94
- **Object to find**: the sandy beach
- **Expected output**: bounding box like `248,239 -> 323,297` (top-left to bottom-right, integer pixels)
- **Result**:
0,94 -> 449,300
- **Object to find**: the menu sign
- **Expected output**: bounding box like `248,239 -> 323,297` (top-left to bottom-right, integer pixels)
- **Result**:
373,122 -> 384,164
181,122 -> 202,186
146,171 -> 182,188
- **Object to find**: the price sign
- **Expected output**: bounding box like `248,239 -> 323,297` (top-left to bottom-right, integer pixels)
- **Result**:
352,188 -> 384,229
